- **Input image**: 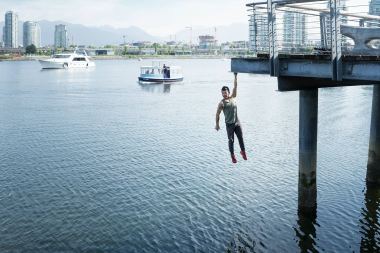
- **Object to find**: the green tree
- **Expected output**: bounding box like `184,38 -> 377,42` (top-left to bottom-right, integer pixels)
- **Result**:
25,44 -> 37,54
153,43 -> 160,54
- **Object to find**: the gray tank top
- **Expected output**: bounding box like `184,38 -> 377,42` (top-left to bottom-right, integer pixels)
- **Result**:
222,98 -> 238,124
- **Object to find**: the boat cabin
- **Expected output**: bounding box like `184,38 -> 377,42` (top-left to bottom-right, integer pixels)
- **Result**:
139,62 -> 183,82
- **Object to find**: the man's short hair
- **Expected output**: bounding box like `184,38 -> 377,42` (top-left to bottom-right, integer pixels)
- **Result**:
221,86 -> 230,93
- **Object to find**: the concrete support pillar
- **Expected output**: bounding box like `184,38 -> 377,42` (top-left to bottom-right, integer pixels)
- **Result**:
367,85 -> 380,184
299,89 -> 318,211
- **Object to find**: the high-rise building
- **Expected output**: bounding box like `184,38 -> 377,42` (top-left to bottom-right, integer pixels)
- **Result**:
370,0 -> 380,15
369,0 -> 380,26
198,35 -> 217,49
2,27 -> 4,47
3,11 -> 19,48
323,0 -> 347,48
249,11 -> 269,53
54,24 -> 67,48
23,21 -> 41,48
282,12 -> 307,50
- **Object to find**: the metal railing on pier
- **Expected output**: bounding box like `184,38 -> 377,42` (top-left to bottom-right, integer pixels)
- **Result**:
247,0 -> 380,80
248,0 -> 378,56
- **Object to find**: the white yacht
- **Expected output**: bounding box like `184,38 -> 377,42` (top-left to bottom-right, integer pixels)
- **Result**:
39,50 -> 95,69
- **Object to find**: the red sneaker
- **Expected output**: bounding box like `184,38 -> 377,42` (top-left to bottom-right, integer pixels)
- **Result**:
240,150 -> 247,160
231,154 -> 237,163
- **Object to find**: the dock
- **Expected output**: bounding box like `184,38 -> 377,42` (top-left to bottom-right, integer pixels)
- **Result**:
232,0 -> 380,212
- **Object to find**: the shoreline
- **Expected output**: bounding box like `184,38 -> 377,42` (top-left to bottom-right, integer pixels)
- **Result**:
0,55 -> 235,62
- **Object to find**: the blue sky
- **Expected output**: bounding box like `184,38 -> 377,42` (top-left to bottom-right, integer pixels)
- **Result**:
0,0 -> 249,36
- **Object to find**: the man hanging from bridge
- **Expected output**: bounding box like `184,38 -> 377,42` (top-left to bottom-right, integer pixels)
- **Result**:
215,73 -> 247,163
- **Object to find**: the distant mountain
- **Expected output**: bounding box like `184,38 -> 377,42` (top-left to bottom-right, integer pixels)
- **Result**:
38,21 -> 160,46
162,23 -> 249,43
0,20 -> 160,46
0,20 -> 249,46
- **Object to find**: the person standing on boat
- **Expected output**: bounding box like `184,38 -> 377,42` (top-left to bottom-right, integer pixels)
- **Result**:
163,64 -> 167,78
215,73 -> 247,163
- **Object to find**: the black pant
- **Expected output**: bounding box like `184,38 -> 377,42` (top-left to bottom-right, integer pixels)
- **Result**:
226,122 -> 245,155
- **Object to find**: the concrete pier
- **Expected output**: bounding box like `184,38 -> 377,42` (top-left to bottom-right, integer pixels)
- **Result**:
367,85 -> 380,184
299,89 -> 318,211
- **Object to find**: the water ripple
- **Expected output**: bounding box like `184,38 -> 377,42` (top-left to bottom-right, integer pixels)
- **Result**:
0,60 -> 376,252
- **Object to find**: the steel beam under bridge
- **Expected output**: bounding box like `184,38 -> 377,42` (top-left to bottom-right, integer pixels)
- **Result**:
231,57 -> 380,91
246,0 -> 325,7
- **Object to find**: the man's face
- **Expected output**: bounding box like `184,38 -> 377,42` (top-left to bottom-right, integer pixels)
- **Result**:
222,90 -> 229,99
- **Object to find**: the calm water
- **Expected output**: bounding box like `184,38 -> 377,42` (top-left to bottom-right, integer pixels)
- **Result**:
0,59 -> 378,252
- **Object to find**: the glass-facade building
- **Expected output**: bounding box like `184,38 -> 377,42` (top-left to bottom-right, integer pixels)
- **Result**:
369,0 -> 380,27
3,11 -> 18,48
54,24 -> 67,48
282,12 -> 306,51
198,35 -> 217,49
323,0 -> 347,49
249,10 -> 269,53
370,0 -> 380,15
23,21 -> 41,48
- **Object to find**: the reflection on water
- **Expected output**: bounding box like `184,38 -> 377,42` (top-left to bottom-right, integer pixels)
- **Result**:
360,183 -> 380,252
40,67 -> 95,84
295,208 -> 319,253
139,82 -> 178,93
226,232 -> 256,253
293,182 -> 380,252
40,67 -> 96,73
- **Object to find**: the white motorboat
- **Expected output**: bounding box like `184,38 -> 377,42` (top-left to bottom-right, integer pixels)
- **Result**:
138,61 -> 183,83
39,50 -> 95,69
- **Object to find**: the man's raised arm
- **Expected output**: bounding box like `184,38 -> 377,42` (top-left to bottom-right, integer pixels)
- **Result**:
231,72 -> 237,98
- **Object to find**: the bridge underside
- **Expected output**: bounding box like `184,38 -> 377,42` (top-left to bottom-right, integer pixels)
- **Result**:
232,54 -> 380,210
232,55 -> 380,91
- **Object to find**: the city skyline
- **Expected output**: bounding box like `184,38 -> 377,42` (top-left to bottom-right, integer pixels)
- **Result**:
0,0 -> 372,48
0,0 -> 248,37
0,17 -> 249,47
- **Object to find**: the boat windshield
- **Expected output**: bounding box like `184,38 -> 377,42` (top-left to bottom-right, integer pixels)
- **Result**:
53,55 -> 71,59
73,57 -> 86,61
141,67 -> 162,75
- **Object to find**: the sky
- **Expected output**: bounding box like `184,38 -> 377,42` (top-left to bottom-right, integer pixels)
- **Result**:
0,0 -> 249,36
0,0 -> 371,40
